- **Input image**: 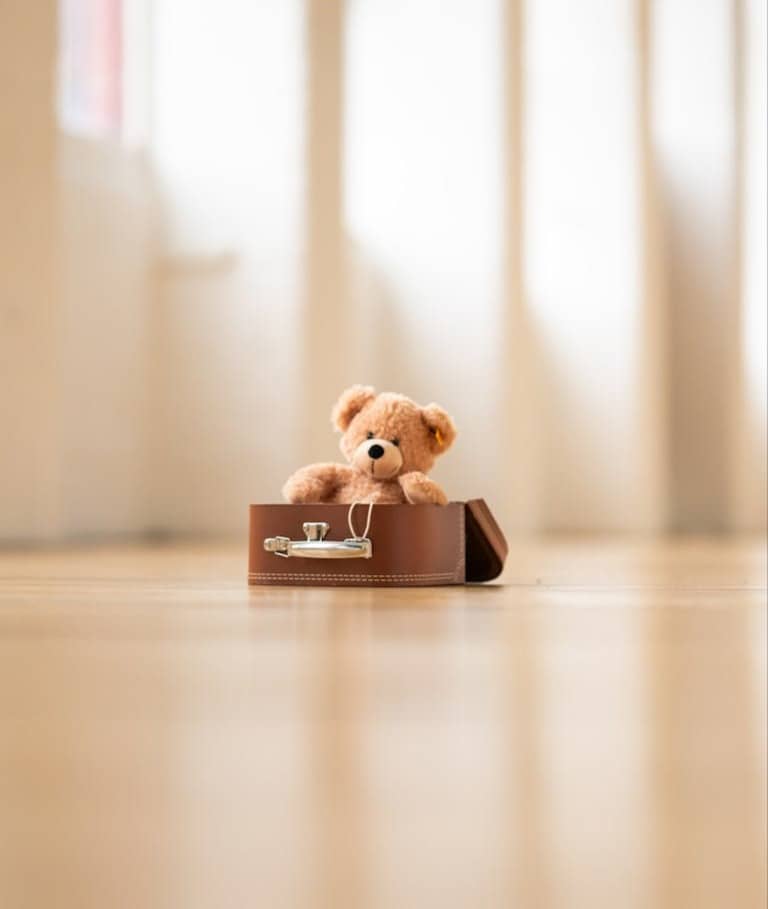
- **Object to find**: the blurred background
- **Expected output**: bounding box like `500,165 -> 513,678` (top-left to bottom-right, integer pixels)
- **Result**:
0,0 -> 765,543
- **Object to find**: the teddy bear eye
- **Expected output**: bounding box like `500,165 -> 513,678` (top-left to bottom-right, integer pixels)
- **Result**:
391,438 -> 400,447
366,431 -> 374,440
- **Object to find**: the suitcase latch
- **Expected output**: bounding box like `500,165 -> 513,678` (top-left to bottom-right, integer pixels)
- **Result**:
264,521 -> 373,560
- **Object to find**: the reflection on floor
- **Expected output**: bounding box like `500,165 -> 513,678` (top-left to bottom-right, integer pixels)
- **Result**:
0,539 -> 765,909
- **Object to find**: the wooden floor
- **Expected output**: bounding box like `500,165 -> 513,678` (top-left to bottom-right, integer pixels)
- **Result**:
0,539 -> 765,909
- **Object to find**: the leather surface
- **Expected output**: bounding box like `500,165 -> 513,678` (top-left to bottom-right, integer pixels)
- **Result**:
249,503 -> 466,587
465,499 -> 508,582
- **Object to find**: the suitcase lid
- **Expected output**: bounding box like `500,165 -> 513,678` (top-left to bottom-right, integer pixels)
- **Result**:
464,499 -> 508,582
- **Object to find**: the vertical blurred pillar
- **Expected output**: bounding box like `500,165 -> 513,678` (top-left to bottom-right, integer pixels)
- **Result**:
524,0 -> 661,532
637,0 -> 670,533
652,0 -> 741,531
0,1 -> 60,540
730,0 -> 767,532
304,0 -> 349,455
501,0 -> 540,533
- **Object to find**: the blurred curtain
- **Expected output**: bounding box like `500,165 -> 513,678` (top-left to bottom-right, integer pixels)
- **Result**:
148,0 -> 765,536
0,0 -> 764,539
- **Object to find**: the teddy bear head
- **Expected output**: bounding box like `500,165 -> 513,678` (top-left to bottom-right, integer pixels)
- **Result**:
331,385 -> 456,481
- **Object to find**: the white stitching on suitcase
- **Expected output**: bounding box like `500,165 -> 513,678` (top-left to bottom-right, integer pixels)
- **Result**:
249,581 -> 455,584
248,572 -> 457,581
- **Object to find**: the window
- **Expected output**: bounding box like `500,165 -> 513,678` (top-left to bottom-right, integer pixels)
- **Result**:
58,0 -> 148,144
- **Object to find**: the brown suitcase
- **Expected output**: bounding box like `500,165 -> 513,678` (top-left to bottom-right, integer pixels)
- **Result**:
248,499 -> 507,587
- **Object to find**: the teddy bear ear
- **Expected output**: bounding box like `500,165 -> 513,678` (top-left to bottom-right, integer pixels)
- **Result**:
331,384 -> 376,431
421,403 -> 457,453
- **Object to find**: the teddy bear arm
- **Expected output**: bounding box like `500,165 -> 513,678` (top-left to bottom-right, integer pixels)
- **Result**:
282,463 -> 352,504
398,471 -> 448,506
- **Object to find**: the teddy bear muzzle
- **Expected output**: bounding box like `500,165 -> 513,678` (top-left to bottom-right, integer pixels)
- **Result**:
351,438 -> 403,479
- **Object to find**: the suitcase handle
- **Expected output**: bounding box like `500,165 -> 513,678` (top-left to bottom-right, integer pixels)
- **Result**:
264,521 -> 373,560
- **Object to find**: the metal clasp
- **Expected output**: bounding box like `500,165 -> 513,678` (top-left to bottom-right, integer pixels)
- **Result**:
264,521 -> 373,560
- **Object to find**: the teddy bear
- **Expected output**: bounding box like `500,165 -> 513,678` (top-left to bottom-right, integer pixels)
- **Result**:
282,385 -> 456,505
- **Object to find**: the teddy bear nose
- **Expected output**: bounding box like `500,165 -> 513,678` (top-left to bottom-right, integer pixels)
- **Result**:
368,443 -> 385,460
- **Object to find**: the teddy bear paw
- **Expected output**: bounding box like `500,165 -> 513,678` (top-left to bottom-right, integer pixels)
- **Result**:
398,471 -> 448,506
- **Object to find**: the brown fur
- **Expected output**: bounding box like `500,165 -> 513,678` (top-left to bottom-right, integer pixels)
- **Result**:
282,386 -> 456,505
